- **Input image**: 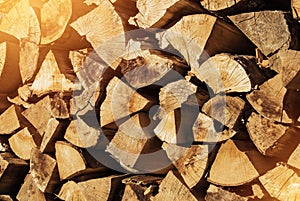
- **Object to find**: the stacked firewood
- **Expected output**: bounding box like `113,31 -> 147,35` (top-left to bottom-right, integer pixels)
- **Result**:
0,0 -> 299,200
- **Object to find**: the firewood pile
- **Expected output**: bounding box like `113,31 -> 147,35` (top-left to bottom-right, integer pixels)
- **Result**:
0,0 -> 299,200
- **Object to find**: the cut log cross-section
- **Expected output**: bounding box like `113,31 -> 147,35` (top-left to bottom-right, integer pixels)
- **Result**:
55,141 -> 86,180
229,11 -> 292,56
202,95 -> 245,129
151,171 -> 198,201
247,74 -> 292,123
259,164 -> 300,201
195,53 -> 251,94
0,105 -> 21,134
246,112 -> 300,158
129,0 -> 204,28
193,112 -> 236,142
163,143 -> 208,188
30,50 -> 74,97
58,175 -> 124,201
8,127 -> 36,160
71,0 -> 125,69
100,76 -> 150,127
16,174 -> 46,201
106,112 -> 160,173
208,140 -> 259,186
30,148 -> 59,193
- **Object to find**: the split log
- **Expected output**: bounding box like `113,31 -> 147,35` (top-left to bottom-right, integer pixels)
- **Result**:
246,112 -> 300,158
157,14 -> 254,72
163,143 -> 208,188
55,141 -> 86,180
122,175 -> 161,201
0,105 -> 21,134
37,0 -> 72,44
70,0 -> 125,69
202,95 -> 245,129
157,79 -> 197,118
30,50 -> 74,97
64,117 -> 101,148
208,140 -> 259,186
58,175 -> 124,201
151,171 -> 198,201
269,49 -> 300,88
8,127 -> 37,160
194,53 -> 251,94
288,144 -> 300,170
154,110 -> 178,144
0,0 -> 21,13
157,14 -> 216,72
0,153 -> 28,194
19,41 -> 39,83
0,0 -> 41,43
205,184 -> 248,201
229,11 -> 292,56
100,76 -> 150,127
106,113 -> 161,173
21,96 -> 52,136
40,118 -> 68,153
246,74 -> 292,123
30,148 -> 59,193
200,0 -> 264,15
119,50 -> 187,89
292,0 -> 300,20
193,112 -> 236,142
259,164 -> 300,201
16,174 -> 46,201
129,0 -> 204,28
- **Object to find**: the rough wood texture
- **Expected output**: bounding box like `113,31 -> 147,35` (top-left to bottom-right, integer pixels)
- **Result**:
193,112 -> 236,142
0,0 -> 41,43
64,118 -> 101,148
122,175 -> 161,201
157,79 -> 197,118
119,50 -> 180,89
19,41 -> 39,83
55,141 -> 86,180
163,143 -> 208,188
205,184 -> 248,201
71,0 -> 125,69
0,105 -> 21,134
288,144 -> 300,170
151,171 -> 198,201
39,0 -> 72,44
195,53 -> 251,94
208,140 -> 259,186
157,14 -> 216,72
30,148 -> 59,193
259,164 -> 300,201
8,127 -> 36,160
246,74 -> 292,123
107,113 -> 160,173
246,112 -> 297,157
270,50 -> 300,88
16,174 -> 46,201
229,11 -> 291,56
31,51 -> 74,97
129,0 -> 204,28
22,96 -> 52,136
100,76 -> 150,127
202,95 -> 245,129
58,175 -> 123,201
